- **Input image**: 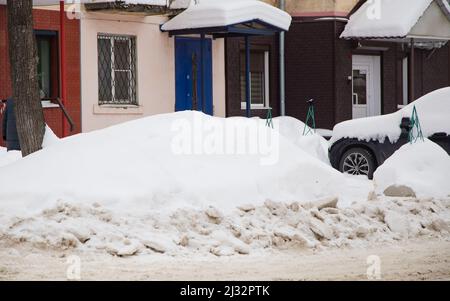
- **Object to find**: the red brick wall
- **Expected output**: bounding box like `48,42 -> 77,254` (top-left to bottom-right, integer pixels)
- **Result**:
0,5 -> 80,147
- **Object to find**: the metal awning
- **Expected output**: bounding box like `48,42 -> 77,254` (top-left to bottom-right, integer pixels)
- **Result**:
161,0 -> 292,118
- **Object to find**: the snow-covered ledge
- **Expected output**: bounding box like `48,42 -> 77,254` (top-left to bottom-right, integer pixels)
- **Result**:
41,100 -> 60,109
93,104 -> 144,115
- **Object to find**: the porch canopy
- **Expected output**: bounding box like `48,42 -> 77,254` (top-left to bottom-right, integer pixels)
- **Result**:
340,0 -> 450,101
341,0 -> 450,43
161,0 -> 292,117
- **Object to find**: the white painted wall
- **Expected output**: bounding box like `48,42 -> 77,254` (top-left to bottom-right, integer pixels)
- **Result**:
80,11 -> 225,132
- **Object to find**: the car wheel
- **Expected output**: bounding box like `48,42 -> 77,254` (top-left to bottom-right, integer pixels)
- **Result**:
339,147 -> 375,179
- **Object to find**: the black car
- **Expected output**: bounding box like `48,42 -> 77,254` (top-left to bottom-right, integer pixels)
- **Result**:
328,89 -> 450,179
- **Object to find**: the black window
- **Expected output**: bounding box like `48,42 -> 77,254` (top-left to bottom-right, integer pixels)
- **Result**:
97,34 -> 137,105
35,32 -> 59,100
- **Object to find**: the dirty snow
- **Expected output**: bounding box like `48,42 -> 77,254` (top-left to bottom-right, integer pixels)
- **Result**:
330,87 -> 450,144
374,139 -> 450,199
0,195 -> 449,257
0,111 -> 449,259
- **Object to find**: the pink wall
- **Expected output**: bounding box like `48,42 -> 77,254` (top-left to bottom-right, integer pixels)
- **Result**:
80,11 -> 226,132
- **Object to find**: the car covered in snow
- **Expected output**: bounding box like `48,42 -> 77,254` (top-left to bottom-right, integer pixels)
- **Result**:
329,88 -> 450,179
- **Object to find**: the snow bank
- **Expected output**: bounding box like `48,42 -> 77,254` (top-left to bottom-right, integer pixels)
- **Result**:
0,147 -> 21,168
1,195 -> 449,256
273,116 -> 330,165
161,0 -> 292,32
341,0 -> 432,38
0,111 -> 346,216
374,139 -> 450,198
0,125 -> 59,168
330,87 -> 450,144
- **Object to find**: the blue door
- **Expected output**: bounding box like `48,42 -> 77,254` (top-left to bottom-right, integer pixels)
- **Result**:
175,37 -> 213,115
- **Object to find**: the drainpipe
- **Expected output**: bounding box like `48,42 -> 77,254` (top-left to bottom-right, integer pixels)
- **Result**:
409,38 -> 415,103
279,0 -> 286,116
60,1 -> 67,137
245,36 -> 251,118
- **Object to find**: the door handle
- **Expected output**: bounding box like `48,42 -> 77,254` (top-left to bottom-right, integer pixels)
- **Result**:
353,93 -> 358,105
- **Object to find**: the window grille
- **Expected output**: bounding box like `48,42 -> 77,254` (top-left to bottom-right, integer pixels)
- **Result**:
98,34 -> 137,105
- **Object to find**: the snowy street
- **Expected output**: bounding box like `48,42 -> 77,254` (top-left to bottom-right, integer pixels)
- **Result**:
1,239 -> 449,281
1,0 -> 450,286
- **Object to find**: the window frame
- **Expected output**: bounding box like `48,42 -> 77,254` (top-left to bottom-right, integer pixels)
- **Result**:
34,30 -> 59,101
240,50 -> 270,110
97,33 -> 138,106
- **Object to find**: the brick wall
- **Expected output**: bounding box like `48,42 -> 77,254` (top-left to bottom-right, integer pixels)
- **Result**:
283,18 -> 450,130
0,5 -> 80,147
333,21 -> 353,125
417,45 -> 450,97
285,19 -> 337,130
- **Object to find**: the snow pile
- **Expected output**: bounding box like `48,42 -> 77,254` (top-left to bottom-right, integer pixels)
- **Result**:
1,196 -> 449,257
330,87 -> 450,144
161,0 -> 292,32
0,111 -> 345,215
273,116 -> 330,165
341,0 -> 432,38
0,126 -> 59,168
374,139 -> 450,199
0,147 -> 21,168
42,125 -> 60,148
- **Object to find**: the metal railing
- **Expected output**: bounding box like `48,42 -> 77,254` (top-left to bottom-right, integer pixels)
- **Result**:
0,98 -> 75,133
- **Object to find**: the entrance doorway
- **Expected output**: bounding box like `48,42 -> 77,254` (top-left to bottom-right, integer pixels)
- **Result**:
352,55 -> 381,119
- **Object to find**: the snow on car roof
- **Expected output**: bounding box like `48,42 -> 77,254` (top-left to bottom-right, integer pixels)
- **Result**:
161,0 -> 292,32
330,87 -> 450,145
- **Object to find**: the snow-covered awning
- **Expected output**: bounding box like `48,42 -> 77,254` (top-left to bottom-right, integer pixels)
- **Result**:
341,0 -> 450,42
161,0 -> 292,36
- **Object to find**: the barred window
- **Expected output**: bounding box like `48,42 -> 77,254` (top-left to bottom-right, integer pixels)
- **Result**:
97,34 -> 137,105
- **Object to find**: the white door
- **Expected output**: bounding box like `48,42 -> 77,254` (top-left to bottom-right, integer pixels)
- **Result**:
352,55 -> 381,119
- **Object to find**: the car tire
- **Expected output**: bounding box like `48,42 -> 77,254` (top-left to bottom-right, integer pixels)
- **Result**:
339,147 -> 376,179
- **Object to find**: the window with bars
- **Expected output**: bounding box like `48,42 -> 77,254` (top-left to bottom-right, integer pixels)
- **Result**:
97,34 -> 137,105
240,50 -> 270,109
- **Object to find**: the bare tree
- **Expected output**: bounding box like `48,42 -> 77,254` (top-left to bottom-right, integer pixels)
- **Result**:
7,0 -> 45,156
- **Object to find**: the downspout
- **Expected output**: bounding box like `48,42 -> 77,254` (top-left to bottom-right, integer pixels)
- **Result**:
59,1 -> 67,137
245,36 -> 251,118
409,38 -> 415,103
279,0 -> 286,116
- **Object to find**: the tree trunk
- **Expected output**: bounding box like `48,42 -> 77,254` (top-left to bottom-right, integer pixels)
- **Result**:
7,0 -> 45,157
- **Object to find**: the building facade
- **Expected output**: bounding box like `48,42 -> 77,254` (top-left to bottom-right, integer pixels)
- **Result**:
79,8 -> 226,132
226,0 -> 450,130
0,4 -> 81,145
